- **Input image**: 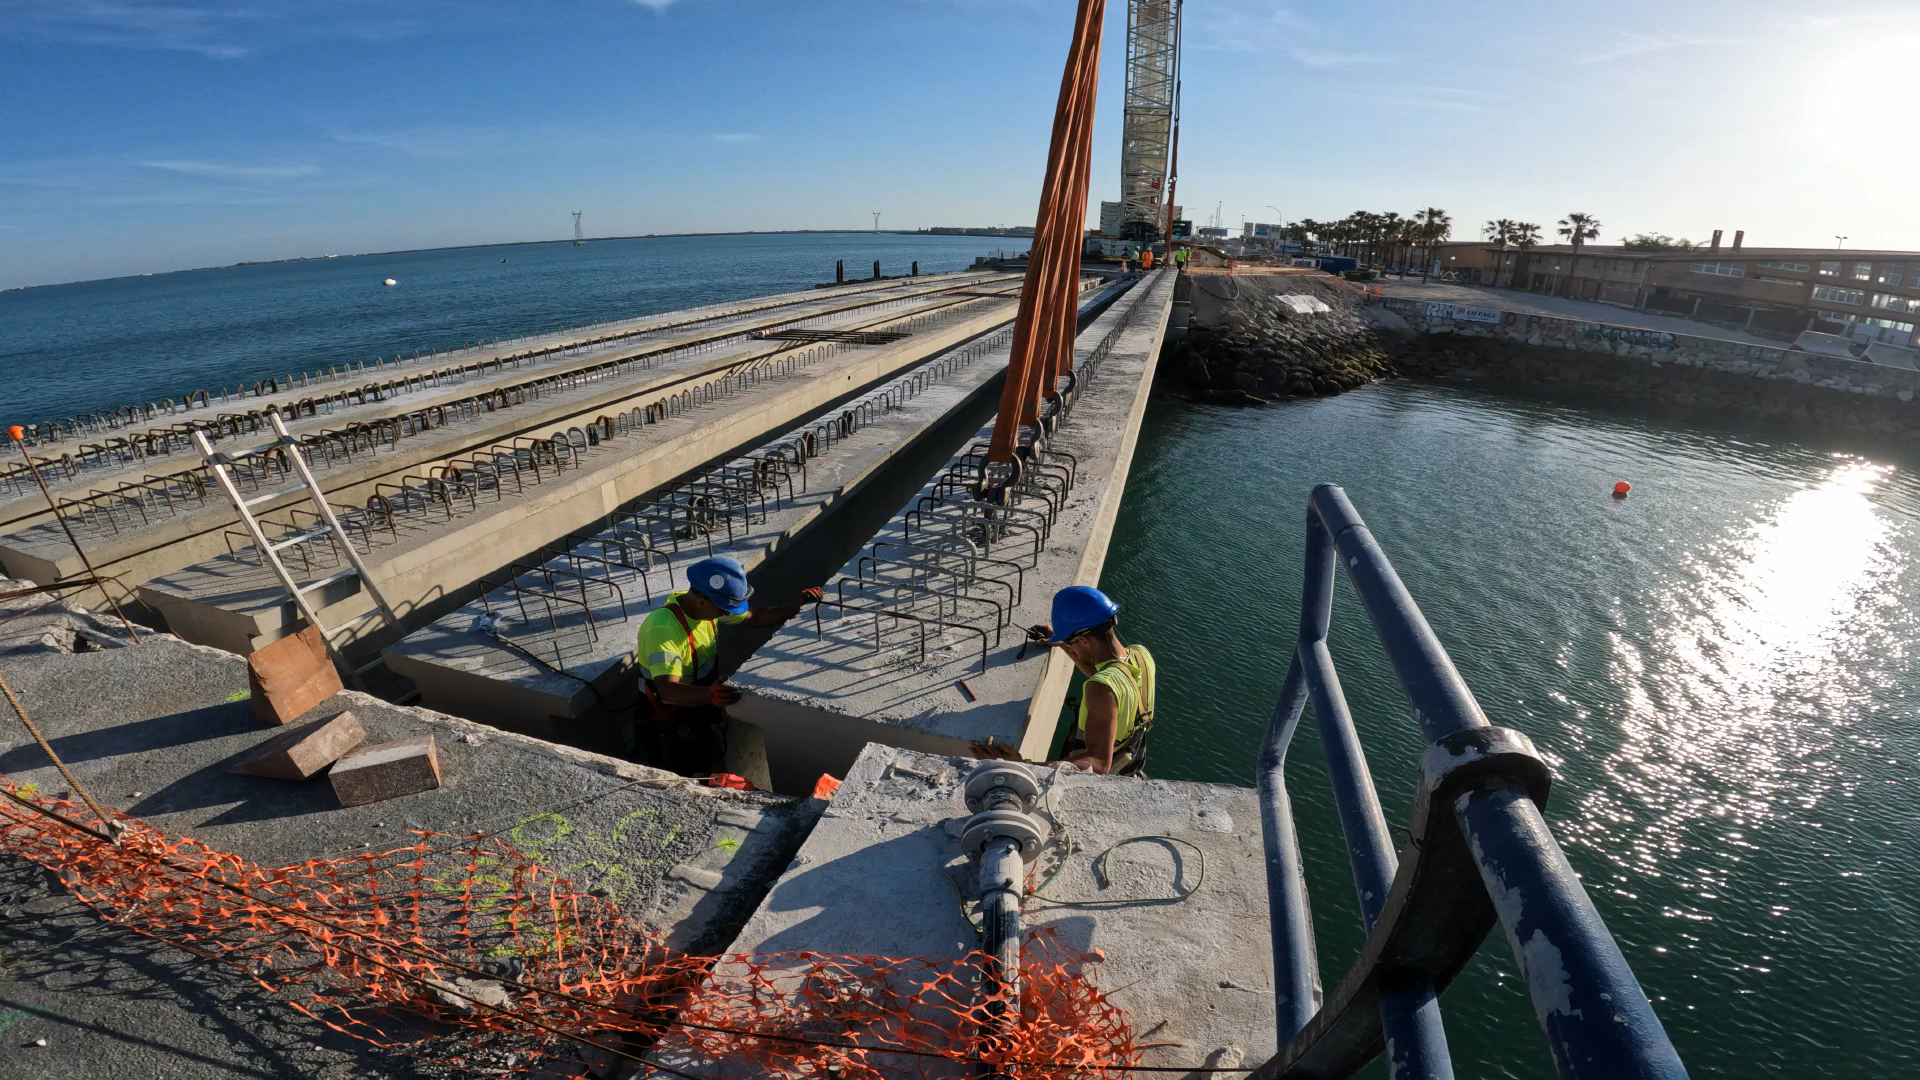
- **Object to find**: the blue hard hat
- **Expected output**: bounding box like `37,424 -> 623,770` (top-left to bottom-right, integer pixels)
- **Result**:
1049,585 -> 1119,642
687,556 -> 753,615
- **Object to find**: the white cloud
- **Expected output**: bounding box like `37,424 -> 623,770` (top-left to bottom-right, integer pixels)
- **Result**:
631,0 -> 688,10
712,133 -> 761,144
1288,46 -> 1385,69
140,160 -> 322,179
332,127 -> 513,158
1579,32 -> 1738,64
0,0 -> 451,58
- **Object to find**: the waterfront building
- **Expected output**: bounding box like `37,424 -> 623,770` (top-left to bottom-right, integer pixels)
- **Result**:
1472,234 -> 1920,345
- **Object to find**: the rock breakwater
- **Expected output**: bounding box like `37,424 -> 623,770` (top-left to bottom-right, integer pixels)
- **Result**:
1163,275 -> 1398,403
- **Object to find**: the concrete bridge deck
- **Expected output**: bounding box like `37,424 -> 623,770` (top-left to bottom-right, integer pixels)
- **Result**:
0,275 -> 1027,593
377,278 -> 1133,753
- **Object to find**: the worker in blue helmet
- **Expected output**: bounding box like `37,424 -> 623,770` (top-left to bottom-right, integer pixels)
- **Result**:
973,585 -> 1156,776
633,555 -> 821,775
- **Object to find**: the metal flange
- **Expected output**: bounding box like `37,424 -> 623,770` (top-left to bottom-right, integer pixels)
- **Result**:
962,808 -> 1049,862
964,761 -> 1040,813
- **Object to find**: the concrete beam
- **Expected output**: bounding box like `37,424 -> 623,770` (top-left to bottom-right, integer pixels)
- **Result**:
4,285 -> 1020,594
1,271 -> 1009,529
728,270 -> 1176,794
138,301 -> 1029,656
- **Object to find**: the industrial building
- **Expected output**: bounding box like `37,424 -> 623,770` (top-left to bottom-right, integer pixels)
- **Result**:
1471,232 -> 1920,344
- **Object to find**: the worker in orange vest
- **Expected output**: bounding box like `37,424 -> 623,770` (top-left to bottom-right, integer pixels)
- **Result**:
1141,248 -> 1155,271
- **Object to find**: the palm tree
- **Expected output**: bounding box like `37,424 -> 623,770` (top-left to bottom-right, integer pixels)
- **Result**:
1485,218 -> 1519,247
1555,212 -> 1602,298
1416,207 -> 1451,276
1513,222 -> 1543,248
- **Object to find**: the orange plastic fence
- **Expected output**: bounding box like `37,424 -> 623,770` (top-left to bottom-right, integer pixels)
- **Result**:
0,775 -> 1137,1079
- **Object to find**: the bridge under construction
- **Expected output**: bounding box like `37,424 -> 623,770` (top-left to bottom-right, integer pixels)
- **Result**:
0,0 -> 1691,1077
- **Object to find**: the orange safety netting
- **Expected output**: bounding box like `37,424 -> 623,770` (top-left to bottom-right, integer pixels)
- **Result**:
0,775 -> 1138,1079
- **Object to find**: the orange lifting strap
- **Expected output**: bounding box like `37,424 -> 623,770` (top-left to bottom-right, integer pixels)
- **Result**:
985,0 -> 1107,474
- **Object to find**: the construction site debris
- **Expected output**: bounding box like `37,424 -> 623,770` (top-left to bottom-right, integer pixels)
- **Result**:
328,733 -> 440,806
228,710 -> 367,780
247,624 -> 342,725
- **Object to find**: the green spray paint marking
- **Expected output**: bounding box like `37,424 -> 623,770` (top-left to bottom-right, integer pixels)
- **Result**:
225,690 -> 251,702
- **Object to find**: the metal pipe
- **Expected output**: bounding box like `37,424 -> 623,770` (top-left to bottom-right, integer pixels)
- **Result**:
1309,483 -> 1488,742
1459,785 -> 1687,1080
1258,653 -> 1321,1041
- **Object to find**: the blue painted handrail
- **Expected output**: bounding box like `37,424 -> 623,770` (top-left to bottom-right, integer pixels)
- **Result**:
1249,484 -> 1688,1080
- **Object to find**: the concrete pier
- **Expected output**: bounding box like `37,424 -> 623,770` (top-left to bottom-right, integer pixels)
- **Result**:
0,273 -> 1020,593
663,744 -> 1277,1075
727,269 -> 1176,794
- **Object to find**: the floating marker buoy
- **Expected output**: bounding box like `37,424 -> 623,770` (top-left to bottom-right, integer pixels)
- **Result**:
383,278 -> 398,286
1613,481 -> 1632,498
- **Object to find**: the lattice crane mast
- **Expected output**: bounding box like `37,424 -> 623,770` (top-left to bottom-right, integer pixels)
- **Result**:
1119,0 -> 1181,244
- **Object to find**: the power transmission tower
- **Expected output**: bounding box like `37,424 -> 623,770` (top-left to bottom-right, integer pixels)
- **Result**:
1120,0 -> 1181,243
573,211 -> 585,246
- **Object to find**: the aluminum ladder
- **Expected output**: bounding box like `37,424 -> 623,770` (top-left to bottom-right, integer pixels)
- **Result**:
191,413 -> 400,690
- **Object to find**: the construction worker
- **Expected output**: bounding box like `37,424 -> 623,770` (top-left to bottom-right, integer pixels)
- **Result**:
634,555 -> 820,775
1140,247 -> 1155,271
1173,246 -> 1189,270
972,585 -> 1156,776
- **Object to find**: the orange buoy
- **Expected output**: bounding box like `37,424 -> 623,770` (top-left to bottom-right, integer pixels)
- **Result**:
1613,481 -> 1632,498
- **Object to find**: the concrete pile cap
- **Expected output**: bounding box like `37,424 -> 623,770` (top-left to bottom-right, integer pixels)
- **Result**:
0,631 -> 825,1077
717,744 -> 1278,1073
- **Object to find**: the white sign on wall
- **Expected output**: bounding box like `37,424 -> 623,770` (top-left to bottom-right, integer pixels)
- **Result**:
1423,303 -> 1502,324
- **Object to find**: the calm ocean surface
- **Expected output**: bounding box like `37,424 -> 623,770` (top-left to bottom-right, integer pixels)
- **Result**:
0,231 -> 1017,427
6,236 -> 1913,1076
1105,385 -> 1920,1078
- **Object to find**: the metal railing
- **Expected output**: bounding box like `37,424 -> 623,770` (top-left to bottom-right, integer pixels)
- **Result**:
1250,484 -> 1687,1080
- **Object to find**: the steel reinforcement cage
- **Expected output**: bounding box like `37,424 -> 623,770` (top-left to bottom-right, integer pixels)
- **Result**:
1249,484 -> 1687,1080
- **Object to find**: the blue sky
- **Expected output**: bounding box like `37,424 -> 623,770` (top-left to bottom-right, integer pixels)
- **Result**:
3,0 -> 1916,289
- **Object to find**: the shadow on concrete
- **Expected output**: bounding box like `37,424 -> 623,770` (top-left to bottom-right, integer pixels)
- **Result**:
0,699 -> 257,773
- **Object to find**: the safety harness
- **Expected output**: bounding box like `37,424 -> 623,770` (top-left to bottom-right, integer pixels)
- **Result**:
640,600 -> 706,720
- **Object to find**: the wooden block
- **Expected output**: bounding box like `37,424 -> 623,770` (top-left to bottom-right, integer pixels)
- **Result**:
228,711 -> 367,781
330,734 -> 442,807
248,625 -> 343,726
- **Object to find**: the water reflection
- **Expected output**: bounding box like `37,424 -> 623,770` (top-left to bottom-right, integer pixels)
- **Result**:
1576,457 -> 1905,891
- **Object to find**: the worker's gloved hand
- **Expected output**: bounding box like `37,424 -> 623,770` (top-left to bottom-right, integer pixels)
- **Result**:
1026,623 -> 1053,644
708,684 -> 743,707
798,587 -> 824,605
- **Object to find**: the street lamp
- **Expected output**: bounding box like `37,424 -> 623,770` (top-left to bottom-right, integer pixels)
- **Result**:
1836,235 -> 1848,250
1266,205 -> 1283,254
